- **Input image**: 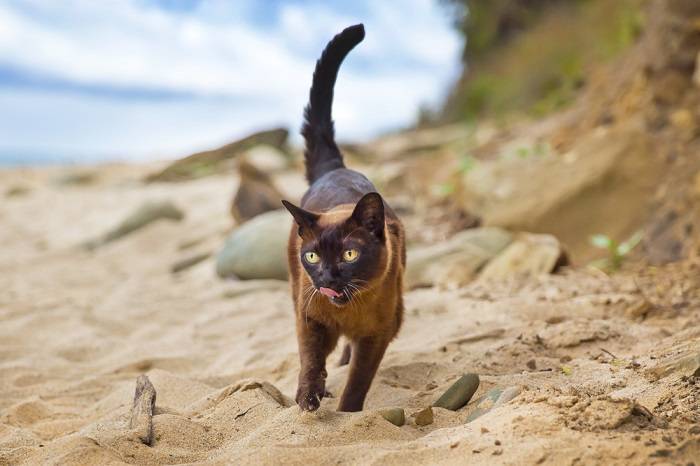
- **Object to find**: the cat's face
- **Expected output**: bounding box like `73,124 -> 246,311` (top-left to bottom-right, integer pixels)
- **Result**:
283,193 -> 387,307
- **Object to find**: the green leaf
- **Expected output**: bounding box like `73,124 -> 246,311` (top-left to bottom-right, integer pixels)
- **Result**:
590,234 -> 612,249
617,231 -> 643,256
561,365 -> 573,376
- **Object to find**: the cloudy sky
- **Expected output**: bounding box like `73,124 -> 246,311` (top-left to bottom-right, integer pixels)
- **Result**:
0,0 -> 462,164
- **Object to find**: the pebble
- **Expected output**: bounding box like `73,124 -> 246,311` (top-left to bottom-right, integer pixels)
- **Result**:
413,407 -> 434,426
379,408 -> 405,427
433,373 -> 480,410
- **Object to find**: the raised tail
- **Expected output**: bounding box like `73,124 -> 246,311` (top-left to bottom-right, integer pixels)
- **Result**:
302,24 -> 365,184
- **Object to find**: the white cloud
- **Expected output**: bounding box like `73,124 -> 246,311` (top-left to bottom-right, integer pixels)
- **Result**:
0,0 -> 462,162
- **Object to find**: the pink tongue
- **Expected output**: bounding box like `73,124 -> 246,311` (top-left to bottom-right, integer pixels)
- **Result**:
319,287 -> 341,298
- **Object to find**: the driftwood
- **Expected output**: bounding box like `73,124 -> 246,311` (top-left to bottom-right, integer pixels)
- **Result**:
129,375 -> 157,446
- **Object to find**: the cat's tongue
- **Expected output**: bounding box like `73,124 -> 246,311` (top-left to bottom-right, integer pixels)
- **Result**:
319,287 -> 341,298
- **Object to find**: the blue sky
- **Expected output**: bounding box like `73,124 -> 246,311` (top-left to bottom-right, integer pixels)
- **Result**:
0,0 -> 462,164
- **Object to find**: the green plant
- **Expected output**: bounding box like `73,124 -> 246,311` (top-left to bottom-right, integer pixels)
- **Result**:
589,231 -> 643,271
459,154 -> 477,173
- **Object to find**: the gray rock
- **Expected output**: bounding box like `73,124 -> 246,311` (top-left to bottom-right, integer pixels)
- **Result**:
406,228 -> 512,288
216,209 -> 292,280
433,373 -> 480,411
379,408 -> 406,427
86,200 -> 185,249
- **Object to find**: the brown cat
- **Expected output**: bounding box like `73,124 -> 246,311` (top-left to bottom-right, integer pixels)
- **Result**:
282,24 -> 406,413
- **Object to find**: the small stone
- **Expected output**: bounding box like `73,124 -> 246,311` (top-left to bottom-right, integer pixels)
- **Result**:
526,359 -> 537,370
433,373 -> 480,411
379,408 -> 405,427
413,407 -> 434,426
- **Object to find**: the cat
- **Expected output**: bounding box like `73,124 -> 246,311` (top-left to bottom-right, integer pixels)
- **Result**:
282,23 -> 406,413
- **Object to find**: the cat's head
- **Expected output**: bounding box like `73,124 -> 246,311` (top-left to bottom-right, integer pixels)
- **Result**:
282,192 -> 388,307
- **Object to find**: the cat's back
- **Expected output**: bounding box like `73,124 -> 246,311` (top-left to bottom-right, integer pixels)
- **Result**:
301,168 -> 376,212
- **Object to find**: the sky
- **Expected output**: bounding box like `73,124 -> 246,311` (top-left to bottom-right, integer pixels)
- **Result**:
0,0 -> 463,164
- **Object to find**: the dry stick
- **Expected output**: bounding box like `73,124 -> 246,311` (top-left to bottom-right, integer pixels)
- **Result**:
129,375 -> 156,446
600,348 -> 619,360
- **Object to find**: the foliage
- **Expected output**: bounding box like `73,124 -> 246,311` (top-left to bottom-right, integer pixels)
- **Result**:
440,0 -> 646,121
589,231 -> 643,271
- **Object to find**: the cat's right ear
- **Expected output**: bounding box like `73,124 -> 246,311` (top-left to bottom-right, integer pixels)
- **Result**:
282,200 -> 319,238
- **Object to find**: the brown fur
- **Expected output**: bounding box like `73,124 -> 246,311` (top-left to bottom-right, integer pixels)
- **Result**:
287,205 -> 405,412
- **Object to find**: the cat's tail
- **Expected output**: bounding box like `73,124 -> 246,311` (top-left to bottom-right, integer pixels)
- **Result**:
302,24 -> 364,184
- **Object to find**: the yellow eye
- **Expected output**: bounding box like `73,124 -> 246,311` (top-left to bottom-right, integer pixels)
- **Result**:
304,251 -> 320,264
343,249 -> 360,262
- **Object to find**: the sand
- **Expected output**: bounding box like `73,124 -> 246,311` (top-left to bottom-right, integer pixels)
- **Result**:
1,164 -> 699,465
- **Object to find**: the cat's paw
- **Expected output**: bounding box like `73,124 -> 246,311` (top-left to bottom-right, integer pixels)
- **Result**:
296,385 -> 324,412
296,391 -> 323,411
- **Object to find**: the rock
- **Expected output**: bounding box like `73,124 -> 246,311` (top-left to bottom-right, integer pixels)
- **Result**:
230,159 -> 284,224
129,375 -> 156,446
170,252 -> 211,274
433,373 -> 480,411
413,407 -> 434,426
216,209 -> 291,280
54,170 -> 98,186
692,171 -> 700,198
457,120 -> 661,261
478,233 -> 567,281
146,128 -> 288,182
647,350 -> 700,380
85,200 -> 185,249
364,124 -> 472,161
5,185 -> 30,198
379,408 -> 405,427
241,145 -> 289,172
466,386 -> 521,423
406,228 -> 512,288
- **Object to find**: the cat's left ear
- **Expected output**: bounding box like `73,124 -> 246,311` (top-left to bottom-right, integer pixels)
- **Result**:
351,192 -> 385,240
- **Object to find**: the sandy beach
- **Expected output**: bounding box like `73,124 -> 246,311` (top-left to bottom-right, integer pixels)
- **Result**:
1,163 -> 698,465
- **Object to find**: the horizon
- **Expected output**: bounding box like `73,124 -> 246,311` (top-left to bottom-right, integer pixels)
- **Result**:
0,0 -> 463,165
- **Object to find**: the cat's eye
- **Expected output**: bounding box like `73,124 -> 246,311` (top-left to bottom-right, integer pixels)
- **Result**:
304,251 -> 320,264
342,249 -> 360,262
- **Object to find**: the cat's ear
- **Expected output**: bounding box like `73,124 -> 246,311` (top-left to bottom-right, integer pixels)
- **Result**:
351,192 -> 385,240
282,200 -> 319,237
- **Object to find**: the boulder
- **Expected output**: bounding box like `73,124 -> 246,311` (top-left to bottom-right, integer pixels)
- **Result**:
240,145 -> 289,172
406,227 -> 512,289
457,121 -> 661,262
478,233 -> 567,280
216,209 -> 292,280
146,128 -> 288,182
230,159 -> 284,224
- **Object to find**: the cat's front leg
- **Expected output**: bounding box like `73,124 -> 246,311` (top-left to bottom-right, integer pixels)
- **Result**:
296,318 -> 339,411
337,335 -> 389,412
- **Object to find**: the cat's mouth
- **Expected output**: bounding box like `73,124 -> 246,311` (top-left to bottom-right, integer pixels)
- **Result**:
319,287 -> 351,306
